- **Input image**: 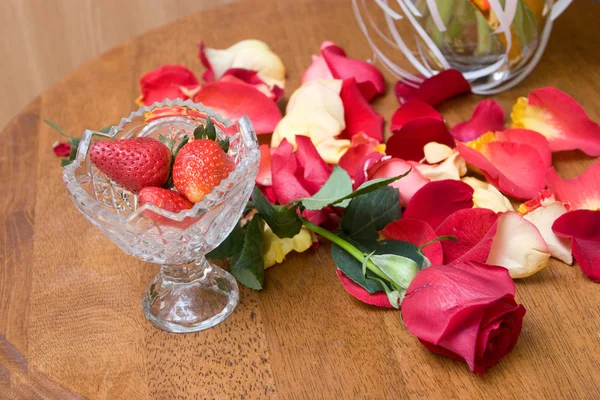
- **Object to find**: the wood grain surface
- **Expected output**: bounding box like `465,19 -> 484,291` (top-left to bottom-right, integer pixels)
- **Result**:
1,0 -> 600,398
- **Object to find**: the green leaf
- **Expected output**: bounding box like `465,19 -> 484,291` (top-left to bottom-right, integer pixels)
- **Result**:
301,166 -> 353,210
193,124 -> 205,140
68,137 -> 80,161
207,222 -> 245,260
331,170 -> 410,207
158,134 -> 176,151
60,159 -> 73,167
172,136 -> 189,157
369,254 -> 419,291
364,274 -> 401,309
229,215 -> 265,290
44,119 -> 70,138
253,187 -> 302,239
218,138 -> 230,154
204,117 -> 217,141
332,238 -> 423,294
340,186 -> 401,244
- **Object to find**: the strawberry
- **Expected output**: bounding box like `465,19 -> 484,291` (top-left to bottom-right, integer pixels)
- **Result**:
172,139 -> 235,203
138,187 -> 193,213
90,137 -> 171,192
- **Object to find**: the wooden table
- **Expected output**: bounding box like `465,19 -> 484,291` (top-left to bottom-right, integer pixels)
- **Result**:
1,0 -> 599,398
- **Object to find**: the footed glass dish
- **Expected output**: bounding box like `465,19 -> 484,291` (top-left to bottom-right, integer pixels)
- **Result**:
62,99 -> 260,333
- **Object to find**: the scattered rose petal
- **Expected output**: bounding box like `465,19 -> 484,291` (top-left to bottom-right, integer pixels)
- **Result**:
354,152 -> 386,188
339,78 -> 384,142
320,42 -> 385,100
138,65 -> 200,106
546,160 -> 600,210
517,190 -> 556,215
219,69 -> 282,101
271,139 -> 311,204
295,135 -> 333,193
511,87 -> 600,156
367,158 -> 430,207
53,142 -> 71,157
457,130 -> 550,199
436,208 -> 499,264
402,260 -> 526,375
381,219 -> 444,265
315,137 -> 352,165
423,142 -> 454,164
404,180 -> 474,229
390,100 -> 442,131
463,177 -> 515,213
199,39 -> 285,89
194,80 -> 282,134
451,99 -> 505,142
264,225 -> 313,268
387,119 -> 455,162
413,152 -> 467,182
338,133 -> 381,179
302,44 -> 335,83
487,211 -> 551,279
256,144 -> 272,186
553,210 -> 600,282
394,69 -> 471,106
524,202 -> 573,265
496,129 -> 552,168
336,270 -> 395,308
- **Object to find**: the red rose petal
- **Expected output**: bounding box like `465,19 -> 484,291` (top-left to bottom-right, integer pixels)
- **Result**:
53,142 -> 71,157
381,218 -> 444,265
138,65 -> 200,106
338,133 -> 380,179
386,118 -> 455,162
256,144 -> 272,186
259,186 -> 277,204
219,69 -> 282,101
294,135 -> 332,194
271,139 -> 311,204
496,129 -> 552,168
436,208 -> 499,264
193,81 -> 282,134
367,158 -> 430,207
404,180 -> 474,229
336,269 -> 395,308
339,78 -> 384,142
390,100 -> 443,132
546,160 -> 600,210
354,152 -> 385,188
394,69 -> 471,107
451,100 -> 505,142
321,43 -> 385,101
198,41 -> 215,82
552,210 -> 600,282
456,139 -> 548,200
517,87 -> 600,156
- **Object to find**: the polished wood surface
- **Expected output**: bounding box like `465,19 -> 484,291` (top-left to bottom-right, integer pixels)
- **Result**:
1,0 -> 599,398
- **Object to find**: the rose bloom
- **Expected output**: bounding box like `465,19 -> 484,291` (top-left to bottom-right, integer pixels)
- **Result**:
401,260 -> 526,375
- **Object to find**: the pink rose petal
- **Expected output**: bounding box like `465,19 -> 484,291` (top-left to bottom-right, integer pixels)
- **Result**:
404,180 -> 474,229
340,78 -> 384,142
390,100 -> 443,132
546,160 -> 600,210
193,81 -> 282,134
451,100 -> 505,142
436,208 -> 499,264
387,118 -> 455,162
553,210 -> 600,282
138,65 -> 200,106
394,69 -> 471,106
301,54 -> 334,84
295,135 -> 332,194
381,218 -> 444,265
367,158 -> 430,207
354,152 -> 385,188
220,69 -> 283,101
338,133 -> 380,179
256,144 -> 272,186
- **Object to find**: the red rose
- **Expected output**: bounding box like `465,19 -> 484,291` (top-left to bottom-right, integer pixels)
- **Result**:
401,260 -> 526,375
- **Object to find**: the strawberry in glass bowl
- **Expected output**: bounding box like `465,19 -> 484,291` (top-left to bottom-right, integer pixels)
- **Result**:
62,99 -> 260,333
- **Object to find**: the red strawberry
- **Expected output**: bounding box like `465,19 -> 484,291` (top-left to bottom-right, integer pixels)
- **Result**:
90,137 -> 171,192
172,139 -> 235,203
138,187 -> 194,213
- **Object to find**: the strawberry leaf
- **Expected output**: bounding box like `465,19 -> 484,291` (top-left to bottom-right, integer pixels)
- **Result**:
193,124 -> 205,140
218,138 -> 230,154
204,117 -> 217,141
340,186 -> 401,244
207,222 -> 245,260
253,187 -> 302,238
229,214 -> 265,290
44,119 -> 71,138
158,134 -> 176,152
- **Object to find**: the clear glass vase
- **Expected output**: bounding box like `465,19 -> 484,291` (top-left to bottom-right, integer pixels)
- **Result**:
63,99 -> 260,333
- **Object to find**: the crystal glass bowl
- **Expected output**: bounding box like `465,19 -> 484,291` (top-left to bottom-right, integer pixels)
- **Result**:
62,99 -> 260,333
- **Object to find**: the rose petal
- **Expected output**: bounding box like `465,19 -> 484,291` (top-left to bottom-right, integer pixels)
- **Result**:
381,218 -> 444,265
271,139 -> 311,204
138,65 -> 200,106
338,133 -> 380,179
53,142 -> 71,157
387,118 -> 455,162
264,225 -> 313,268
301,54 -> 334,84
395,69 -> 471,106
517,190 -> 556,215
355,152 -> 386,188
436,208 -> 499,264
321,42 -> 385,101
193,81 -> 282,134
511,87 -> 600,156
367,158 -> 430,207
496,129 -> 552,169
390,100 -> 443,131
552,210 -> 600,282
546,160 -> 600,210
487,212 -> 551,279
423,142 -> 454,164
336,270 -> 395,308
340,78 -> 384,141
295,135 -> 332,193
451,100 -> 505,142
404,180 -> 474,229
219,69 -> 282,101
256,144 -> 272,186
413,152 -> 467,182
523,202 -> 573,265
457,132 -> 549,200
